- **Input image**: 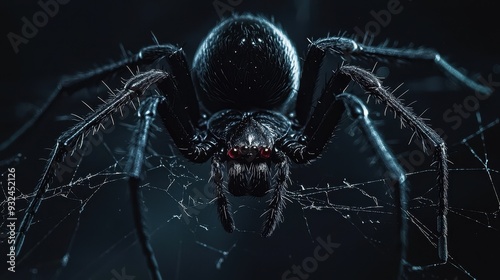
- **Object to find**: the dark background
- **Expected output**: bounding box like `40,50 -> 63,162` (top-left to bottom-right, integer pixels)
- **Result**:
1,0 -> 499,279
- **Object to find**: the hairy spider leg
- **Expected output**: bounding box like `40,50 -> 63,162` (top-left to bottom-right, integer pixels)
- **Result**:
295,37 -> 456,261
282,65 -> 447,277
295,37 -> 492,126
126,96 -> 164,280
283,71 -> 348,163
261,150 -> 290,237
119,71 -> 219,280
14,70 -> 168,256
15,70 -> 216,280
0,44 -> 199,153
340,66 -> 449,264
339,93 -> 409,278
211,155 -> 235,233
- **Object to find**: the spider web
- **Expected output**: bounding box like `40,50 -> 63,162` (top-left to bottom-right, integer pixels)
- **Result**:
1,75 -> 499,280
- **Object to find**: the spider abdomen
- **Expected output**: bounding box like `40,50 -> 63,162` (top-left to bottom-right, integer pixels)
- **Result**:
193,14 -> 300,113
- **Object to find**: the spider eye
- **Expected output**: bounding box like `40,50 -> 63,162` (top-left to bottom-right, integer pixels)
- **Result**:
227,147 -> 240,159
259,147 -> 272,159
240,145 -> 249,155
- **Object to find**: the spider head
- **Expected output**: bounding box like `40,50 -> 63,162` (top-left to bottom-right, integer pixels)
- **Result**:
208,110 -> 290,197
224,115 -> 275,197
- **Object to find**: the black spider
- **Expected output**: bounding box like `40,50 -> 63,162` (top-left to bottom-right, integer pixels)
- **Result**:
8,14 -> 492,280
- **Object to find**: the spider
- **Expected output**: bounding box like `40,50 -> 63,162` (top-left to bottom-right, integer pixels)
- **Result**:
9,13 -> 492,280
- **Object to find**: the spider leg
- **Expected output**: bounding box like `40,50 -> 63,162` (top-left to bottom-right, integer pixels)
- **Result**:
320,37 -> 492,95
15,70 -> 168,256
15,68 -> 213,261
285,65 -> 447,270
155,75 -> 218,163
295,37 -> 491,125
288,76 -> 410,267
212,155 -> 235,233
261,150 -> 290,237
1,44 -> 199,153
339,93 -> 409,278
283,70 -> 348,163
341,65 -> 449,263
125,96 -> 163,280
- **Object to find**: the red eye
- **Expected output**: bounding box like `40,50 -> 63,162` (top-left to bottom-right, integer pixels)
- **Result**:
227,147 -> 240,159
259,147 -> 272,159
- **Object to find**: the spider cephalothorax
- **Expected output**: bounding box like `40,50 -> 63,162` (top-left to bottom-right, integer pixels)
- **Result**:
8,12 -> 493,280
208,110 -> 290,197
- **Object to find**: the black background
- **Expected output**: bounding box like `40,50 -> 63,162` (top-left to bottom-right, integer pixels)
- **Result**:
1,0 -> 500,279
